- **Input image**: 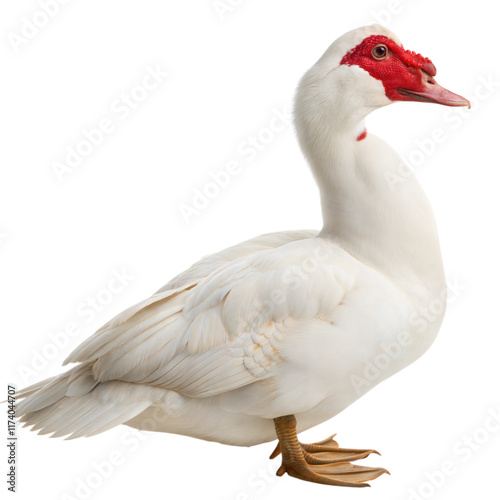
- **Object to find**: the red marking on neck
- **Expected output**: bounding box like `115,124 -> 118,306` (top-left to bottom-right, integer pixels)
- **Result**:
357,129 -> 367,141
340,35 -> 437,102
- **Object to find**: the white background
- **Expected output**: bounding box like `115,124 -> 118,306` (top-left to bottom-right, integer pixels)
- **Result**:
1,1 -> 499,499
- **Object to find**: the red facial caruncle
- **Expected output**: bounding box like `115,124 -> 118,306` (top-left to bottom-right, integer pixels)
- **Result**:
341,35 -> 470,108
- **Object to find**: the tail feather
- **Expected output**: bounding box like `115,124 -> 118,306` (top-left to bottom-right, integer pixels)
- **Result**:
30,397 -> 94,436
17,369 -> 77,415
15,376 -> 56,400
43,398 -> 98,438
16,365 -> 161,439
65,402 -> 150,439
25,404 -> 64,431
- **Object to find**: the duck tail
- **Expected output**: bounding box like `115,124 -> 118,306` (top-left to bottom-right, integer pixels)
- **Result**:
15,363 -> 152,439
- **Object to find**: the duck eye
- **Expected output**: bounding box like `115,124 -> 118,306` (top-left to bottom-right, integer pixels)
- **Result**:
372,44 -> 388,60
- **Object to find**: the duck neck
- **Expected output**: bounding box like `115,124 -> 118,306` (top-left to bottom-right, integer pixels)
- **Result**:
296,103 -> 445,296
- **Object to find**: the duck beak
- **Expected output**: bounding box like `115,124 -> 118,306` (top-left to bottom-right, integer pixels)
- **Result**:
397,75 -> 471,108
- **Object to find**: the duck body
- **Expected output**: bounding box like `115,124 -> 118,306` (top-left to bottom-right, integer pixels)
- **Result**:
126,234 -> 443,447
17,24 -> 469,486
122,130 -> 446,447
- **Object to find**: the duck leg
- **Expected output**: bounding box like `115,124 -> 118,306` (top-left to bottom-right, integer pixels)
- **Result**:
270,415 -> 389,487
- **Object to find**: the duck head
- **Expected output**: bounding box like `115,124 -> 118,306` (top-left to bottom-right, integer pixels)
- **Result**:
339,31 -> 470,108
295,25 -> 470,144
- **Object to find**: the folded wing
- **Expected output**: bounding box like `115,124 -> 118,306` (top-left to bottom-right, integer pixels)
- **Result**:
64,234 -> 354,401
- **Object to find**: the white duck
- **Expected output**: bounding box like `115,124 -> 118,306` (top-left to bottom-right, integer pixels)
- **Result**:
17,25 -> 469,487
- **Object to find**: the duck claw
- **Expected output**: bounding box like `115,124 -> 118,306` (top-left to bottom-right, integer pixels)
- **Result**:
271,415 -> 389,487
269,443 -> 282,459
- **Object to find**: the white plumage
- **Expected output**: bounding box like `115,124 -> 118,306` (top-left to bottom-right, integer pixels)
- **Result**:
17,25 -> 468,468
